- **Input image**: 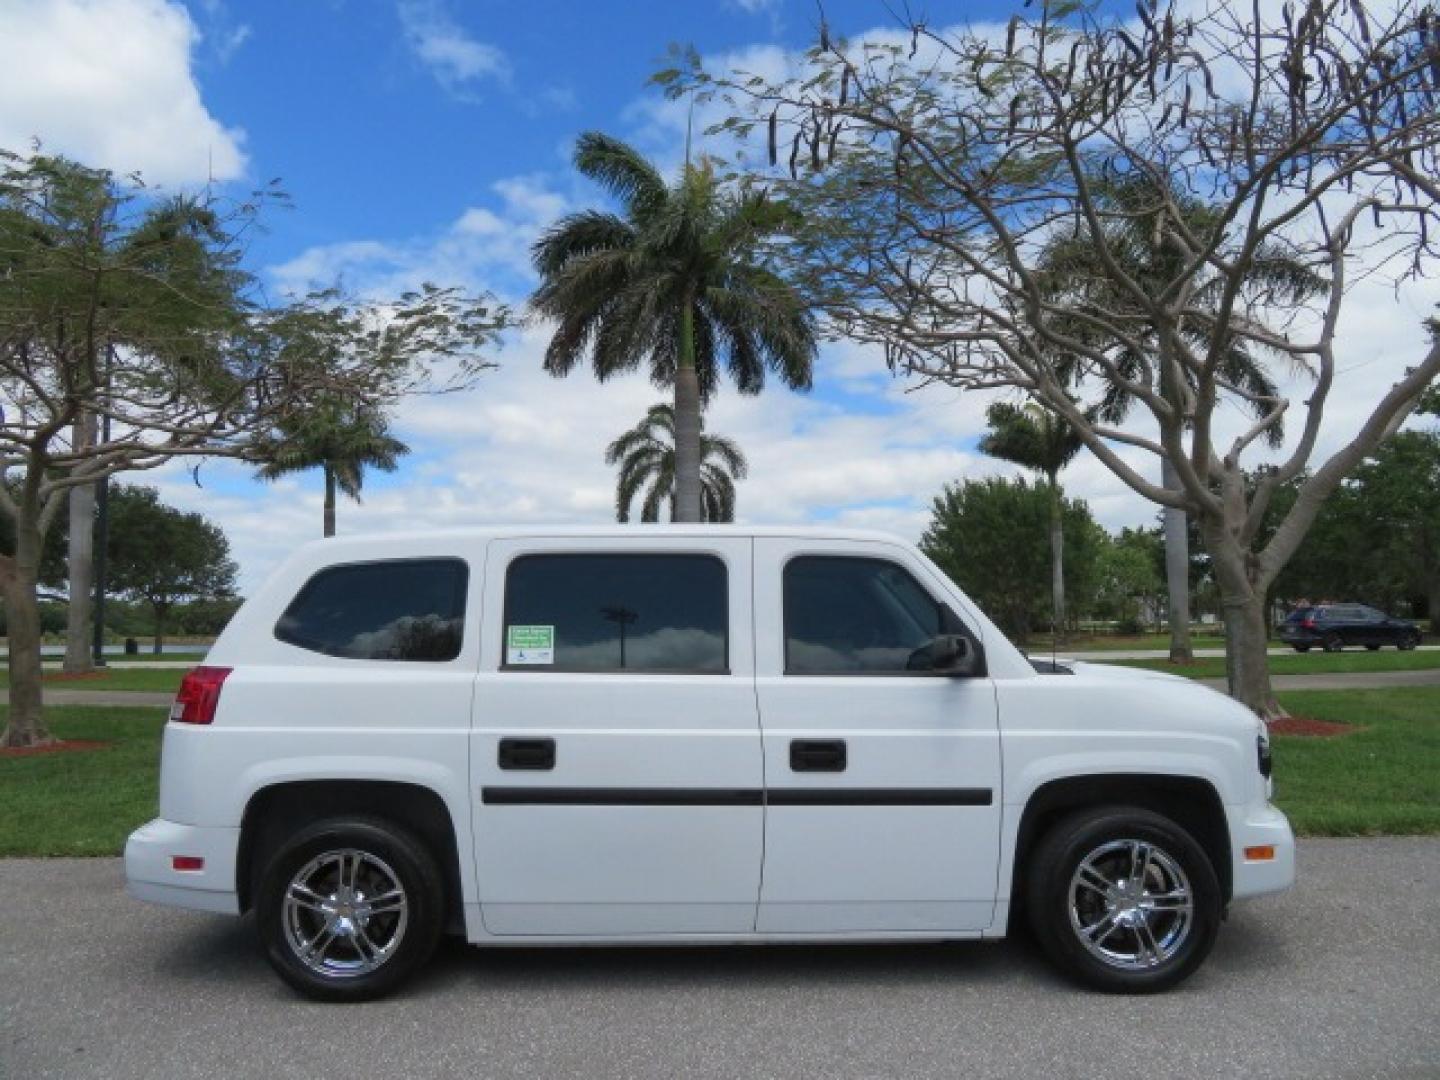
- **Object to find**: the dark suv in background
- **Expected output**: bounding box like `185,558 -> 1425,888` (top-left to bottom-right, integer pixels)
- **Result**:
1278,605 -> 1423,652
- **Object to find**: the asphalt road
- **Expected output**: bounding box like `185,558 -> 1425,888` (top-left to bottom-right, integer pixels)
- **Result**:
1197,668 -> 1440,692
1,839 -> 1437,1080
1064,646 -> 1440,661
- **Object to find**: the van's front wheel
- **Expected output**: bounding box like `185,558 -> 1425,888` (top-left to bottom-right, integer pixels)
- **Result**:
255,817 -> 444,1002
1026,807 -> 1221,993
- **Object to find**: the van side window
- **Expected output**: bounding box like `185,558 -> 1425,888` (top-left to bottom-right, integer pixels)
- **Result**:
503,554 -> 727,673
784,556 -> 964,675
275,558 -> 468,661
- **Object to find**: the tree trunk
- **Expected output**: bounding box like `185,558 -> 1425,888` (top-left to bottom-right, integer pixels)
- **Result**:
152,602 -> 168,655
672,302 -> 703,524
1204,518 -> 1283,720
0,518 -> 54,748
1161,457 -> 1194,663
64,416 -> 99,674
1047,473 -> 1066,644
1218,594 -> 1281,720
323,465 -> 337,538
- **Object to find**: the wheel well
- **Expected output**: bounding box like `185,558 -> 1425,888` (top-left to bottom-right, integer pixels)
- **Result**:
1009,774 -> 1233,915
237,780 -> 465,934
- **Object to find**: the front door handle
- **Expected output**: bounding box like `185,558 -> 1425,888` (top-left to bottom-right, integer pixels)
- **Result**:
498,737 -> 555,771
790,739 -> 846,772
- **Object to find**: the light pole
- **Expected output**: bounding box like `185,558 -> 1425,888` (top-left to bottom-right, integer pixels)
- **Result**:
601,605 -> 638,669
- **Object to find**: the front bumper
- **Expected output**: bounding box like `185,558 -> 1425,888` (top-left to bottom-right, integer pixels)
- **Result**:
124,818 -> 241,915
1229,802 -> 1296,899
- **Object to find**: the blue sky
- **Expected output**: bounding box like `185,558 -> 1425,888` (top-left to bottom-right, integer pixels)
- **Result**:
188,0 -> 980,271
2,0 -> 1436,590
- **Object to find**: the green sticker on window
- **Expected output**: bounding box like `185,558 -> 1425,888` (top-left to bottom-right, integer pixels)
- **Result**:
507,625 -> 554,665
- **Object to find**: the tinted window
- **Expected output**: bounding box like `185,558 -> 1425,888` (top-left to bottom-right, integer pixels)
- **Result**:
504,554 -> 727,672
275,559 -> 467,661
1284,608 -> 1313,623
784,556 -> 963,674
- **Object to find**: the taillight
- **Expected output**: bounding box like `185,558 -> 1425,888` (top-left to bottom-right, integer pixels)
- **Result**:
170,666 -> 232,725
1301,618 -> 1315,629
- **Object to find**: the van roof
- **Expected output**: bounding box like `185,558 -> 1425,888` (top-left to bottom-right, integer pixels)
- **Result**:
296,524 -> 916,552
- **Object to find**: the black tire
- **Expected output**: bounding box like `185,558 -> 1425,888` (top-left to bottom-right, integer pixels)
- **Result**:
1366,644 -> 1381,651
1399,633 -> 1420,651
1323,633 -> 1344,653
255,816 -> 445,1002
1292,645 -> 1310,653
1025,806 -> 1221,994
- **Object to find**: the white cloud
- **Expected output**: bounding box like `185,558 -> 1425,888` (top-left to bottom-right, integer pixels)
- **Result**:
198,17 -> 1440,596
396,0 -> 509,92
214,23 -> 251,63
0,0 -> 246,185
150,321 -> 1000,594
194,250 -> 1439,598
269,173 -> 568,296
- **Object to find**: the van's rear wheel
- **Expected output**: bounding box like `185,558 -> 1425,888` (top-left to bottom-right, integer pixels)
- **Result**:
256,817 -> 443,1002
1026,807 -> 1221,993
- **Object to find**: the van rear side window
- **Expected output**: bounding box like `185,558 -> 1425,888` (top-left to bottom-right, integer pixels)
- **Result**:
275,558 -> 468,661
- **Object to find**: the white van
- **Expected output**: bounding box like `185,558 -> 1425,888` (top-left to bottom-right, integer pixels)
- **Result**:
125,527 -> 1293,1000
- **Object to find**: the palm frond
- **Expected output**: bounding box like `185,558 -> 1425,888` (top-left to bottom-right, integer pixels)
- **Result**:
640,469 -> 670,522
530,211 -> 635,281
533,132 -> 815,408
700,431 -> 747,478
606,402 -> 745,524
573,132 -> 669,221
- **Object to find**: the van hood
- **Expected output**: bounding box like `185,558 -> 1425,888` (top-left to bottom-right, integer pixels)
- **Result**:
1041,658 -> 1250,714
1042,659 -> 1193,685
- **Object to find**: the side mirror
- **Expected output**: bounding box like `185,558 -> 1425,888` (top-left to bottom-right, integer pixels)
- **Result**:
927,634 -> 985,677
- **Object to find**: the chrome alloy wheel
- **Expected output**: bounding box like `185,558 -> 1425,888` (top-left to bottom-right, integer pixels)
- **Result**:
281,849 -> 409,979
1068,839 -> 1194,971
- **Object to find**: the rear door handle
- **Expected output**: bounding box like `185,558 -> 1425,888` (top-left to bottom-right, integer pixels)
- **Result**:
498,737 -> 555,771
790,739 -> 846,772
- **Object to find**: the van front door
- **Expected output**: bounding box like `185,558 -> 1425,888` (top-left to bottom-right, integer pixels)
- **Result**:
753,539 -> 1002,933
471,537 -> 762,936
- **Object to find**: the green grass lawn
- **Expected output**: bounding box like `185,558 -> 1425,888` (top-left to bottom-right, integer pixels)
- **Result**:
1,689 -> 1434,858
0,707 -> 165,856
1100,648 -> 1440,679
1028,631 -> 1230,652
1272,689 -> 1440,836
91,652 -> 207,664
0,667 -> 186,693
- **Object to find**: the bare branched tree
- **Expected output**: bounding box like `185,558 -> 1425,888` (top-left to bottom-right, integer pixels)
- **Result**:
670,0 -> 1440,717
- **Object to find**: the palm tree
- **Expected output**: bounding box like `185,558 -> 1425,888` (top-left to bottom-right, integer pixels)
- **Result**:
530,132 -> 816,522
606,403 -> 748,523
1037,175 -> 1325,661
979,401 -> 1086,641
254,401 -> 408,538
